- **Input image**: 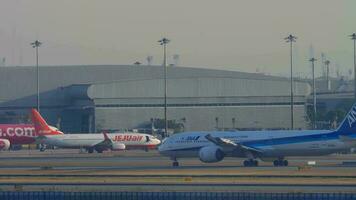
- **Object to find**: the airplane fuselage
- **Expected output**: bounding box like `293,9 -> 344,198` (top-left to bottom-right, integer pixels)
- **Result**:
43,133 -> 160,150
159,130 -> 354,159
0,124 -> 37,145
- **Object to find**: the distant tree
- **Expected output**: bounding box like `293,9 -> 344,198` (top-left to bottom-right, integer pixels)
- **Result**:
307,101 -> 352,129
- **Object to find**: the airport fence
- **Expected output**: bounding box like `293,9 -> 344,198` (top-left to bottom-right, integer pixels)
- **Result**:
0,191 -> 355,200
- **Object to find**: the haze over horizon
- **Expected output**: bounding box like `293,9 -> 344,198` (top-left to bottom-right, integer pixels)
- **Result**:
0,0 -> 355,78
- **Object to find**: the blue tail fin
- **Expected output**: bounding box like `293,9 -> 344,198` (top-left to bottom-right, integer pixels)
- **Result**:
337,103 -> 356,134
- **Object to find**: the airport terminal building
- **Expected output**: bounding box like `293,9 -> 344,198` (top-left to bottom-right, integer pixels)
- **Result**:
0,65 -> 311,133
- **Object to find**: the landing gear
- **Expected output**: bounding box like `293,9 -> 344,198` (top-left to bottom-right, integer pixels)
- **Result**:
171,157 -> 179,167
173,161 -> 179,167
79,147 -> 86,153
243,159 -> 258,167
39,144 -> 46,152
87,148 -> 94,154
273,159 -> 288,167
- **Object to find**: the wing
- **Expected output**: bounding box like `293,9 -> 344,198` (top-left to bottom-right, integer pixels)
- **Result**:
205,134 -> 262,154
93,133 -> 113,150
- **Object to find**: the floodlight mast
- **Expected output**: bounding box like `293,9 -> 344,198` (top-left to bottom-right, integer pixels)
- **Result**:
324,60 -> 330,91
158,38 -> 170,137
309,57 -> 317,129
350,33 -> 356,100
285,34 -> 297,130
31,40 -> 42,112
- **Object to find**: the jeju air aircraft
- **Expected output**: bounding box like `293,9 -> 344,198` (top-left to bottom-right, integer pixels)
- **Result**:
0,121 -> 63,151
159,103 -> 356,167
31,109 -> 161,153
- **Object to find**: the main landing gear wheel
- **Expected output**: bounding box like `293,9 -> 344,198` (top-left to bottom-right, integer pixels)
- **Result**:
273,159 -> 288,167
243,159 -> 258,167
88,148 -> 94,154
39,144 -> 46,152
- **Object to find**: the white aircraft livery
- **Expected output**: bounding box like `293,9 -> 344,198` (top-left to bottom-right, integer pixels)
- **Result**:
31,109 -> 161,153
159,103 -> 356,167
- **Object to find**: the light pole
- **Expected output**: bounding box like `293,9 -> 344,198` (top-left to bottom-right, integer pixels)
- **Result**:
350,33 -> 356,100
309,57 -> 317,129
324,60 -> 330,91
232,118 -> 236,130
31,40 -> 42,112
158,38 -> 170,137
285,34 -> 297,130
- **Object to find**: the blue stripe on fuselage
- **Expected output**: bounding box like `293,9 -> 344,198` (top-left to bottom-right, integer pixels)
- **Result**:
166,131 -> 356,152
243,131 -> 341,148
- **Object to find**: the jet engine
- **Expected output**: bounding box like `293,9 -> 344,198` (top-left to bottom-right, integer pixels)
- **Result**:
198,146 -> 225,163
111,143 -> 126,151
0,139 -> 10,150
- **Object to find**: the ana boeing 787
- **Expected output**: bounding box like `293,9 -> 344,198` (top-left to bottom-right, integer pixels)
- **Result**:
159,103 -> 356,167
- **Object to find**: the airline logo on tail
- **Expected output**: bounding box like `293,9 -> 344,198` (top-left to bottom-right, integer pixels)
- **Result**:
337,103 -> 356,135
30,109 -> 63,136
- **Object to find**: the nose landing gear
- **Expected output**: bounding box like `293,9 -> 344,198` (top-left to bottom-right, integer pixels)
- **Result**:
173,161 -> 179,167
171,157 -> 179,167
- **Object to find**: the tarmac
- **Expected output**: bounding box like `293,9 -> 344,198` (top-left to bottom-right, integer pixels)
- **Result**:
1,149 -> 356,192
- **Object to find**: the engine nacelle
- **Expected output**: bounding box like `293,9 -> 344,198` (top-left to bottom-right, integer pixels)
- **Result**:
111,143 -> 126,151
198,146 -> 225,163
0,139 -> 10,150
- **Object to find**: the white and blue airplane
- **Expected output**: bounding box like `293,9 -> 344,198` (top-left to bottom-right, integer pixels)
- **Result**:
159,103 -> 356,167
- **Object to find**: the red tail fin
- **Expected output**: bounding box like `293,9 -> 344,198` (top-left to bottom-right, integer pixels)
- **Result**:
30,109 -> 63,136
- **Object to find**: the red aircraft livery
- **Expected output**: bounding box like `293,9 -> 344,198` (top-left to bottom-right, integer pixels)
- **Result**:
112,135 -> 143,142
0,124 -> 37,145
0,110 -> 64,150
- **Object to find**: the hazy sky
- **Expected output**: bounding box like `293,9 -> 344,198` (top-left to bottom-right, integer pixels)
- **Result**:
0,0 -> 355,78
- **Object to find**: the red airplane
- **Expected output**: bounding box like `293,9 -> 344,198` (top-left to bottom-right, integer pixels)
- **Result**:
0,111 -> 63,150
